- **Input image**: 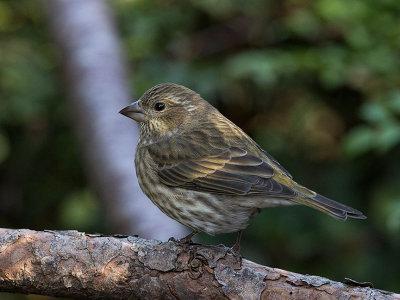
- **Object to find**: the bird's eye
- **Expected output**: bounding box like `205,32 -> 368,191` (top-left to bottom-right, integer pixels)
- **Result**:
154,102 -> 165,111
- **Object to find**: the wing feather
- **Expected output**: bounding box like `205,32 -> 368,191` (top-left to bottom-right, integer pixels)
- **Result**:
149,136 -> 296,197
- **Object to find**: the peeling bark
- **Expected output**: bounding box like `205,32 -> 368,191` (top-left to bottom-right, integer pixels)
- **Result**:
0,228 -> 398,299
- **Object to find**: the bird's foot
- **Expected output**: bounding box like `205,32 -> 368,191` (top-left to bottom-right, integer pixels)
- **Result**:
230,244 -> 240,256
169,231 -> 199,247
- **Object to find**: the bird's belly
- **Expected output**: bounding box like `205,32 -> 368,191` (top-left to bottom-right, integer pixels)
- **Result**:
143,183 -> 256,234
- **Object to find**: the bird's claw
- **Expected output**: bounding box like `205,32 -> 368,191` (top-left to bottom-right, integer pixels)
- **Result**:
230,245 -> 241,257
169,231 -> 199,247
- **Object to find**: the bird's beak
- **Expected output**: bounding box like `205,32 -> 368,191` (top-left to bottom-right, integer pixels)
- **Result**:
119,100 -> 146,122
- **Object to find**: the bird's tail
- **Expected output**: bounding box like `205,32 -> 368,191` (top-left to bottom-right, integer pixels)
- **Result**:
296,191 -> 366,221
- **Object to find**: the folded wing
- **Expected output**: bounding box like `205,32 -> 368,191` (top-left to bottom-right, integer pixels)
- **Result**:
156,145 -> 297,198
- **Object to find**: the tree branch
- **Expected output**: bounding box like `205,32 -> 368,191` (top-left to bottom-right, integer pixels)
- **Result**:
0,228 -> 398,299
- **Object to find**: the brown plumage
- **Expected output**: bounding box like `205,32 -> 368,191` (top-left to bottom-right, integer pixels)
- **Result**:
120,83 -> 365,252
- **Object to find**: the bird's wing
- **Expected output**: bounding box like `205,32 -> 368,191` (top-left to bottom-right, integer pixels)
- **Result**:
148,136 -> 296,197
255,144 -> 293,179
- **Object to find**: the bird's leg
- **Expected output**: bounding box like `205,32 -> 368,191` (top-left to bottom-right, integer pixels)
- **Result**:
231,230 -> 243,255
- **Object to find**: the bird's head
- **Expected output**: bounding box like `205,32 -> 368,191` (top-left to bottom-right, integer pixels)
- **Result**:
120,83 -> 211,142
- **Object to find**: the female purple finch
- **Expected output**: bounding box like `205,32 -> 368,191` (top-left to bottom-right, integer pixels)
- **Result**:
120,83 -> 365,252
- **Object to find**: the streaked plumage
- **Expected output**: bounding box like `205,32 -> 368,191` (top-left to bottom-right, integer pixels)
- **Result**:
120,83 -> 365,250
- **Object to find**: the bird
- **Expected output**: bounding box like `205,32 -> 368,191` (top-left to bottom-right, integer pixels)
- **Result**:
119,83 -> 366,253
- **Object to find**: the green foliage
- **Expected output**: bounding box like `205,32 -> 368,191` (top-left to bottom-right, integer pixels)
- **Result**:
0,1 -> 90,232
344,92 -> 400,156
0,0 -> 399,296
59,189 -> 103,232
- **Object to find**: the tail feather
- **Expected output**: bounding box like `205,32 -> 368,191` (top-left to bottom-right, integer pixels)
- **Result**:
299,193 -> 366,221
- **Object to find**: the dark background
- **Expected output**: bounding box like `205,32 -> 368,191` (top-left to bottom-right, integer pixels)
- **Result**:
1,0 -> 399,298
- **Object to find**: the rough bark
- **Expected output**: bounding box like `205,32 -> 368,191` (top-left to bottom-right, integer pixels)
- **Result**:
43,0 -> 186,239
0,228 -> 398,299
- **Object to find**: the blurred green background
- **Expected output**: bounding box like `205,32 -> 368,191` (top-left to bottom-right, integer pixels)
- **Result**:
1,0 -> 400,298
